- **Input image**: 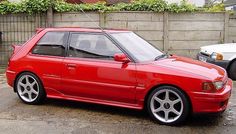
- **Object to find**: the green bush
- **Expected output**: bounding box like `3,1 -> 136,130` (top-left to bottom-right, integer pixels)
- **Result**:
116,0 -> 167,12
205,3 -> 225,12
0,0 -> 51,14
0,0 -> 228,14
167,0 -> 198,13
54,1 -> 109,12
53,0 -> 198,13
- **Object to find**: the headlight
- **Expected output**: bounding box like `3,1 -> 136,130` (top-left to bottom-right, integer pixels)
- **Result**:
210,52 -> 223,60
202,81 -> 224,92
213,81 -> 224,90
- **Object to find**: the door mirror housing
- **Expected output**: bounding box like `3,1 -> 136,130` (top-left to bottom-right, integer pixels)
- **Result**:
114,53 -> 130,63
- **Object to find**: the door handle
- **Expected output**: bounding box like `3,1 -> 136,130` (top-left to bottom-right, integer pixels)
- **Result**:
66,64 -> 77,68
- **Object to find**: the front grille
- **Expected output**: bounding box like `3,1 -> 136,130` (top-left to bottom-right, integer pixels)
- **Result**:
200,52 -> 210,57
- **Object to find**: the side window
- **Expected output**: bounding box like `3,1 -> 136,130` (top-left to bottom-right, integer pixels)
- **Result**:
32,32 -> 68,56
68,33 -> 122,60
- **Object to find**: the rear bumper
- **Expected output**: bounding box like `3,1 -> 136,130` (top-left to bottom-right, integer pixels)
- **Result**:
6,69 -> 16,87
197,53 -> 230,69
191,79 -> 232,113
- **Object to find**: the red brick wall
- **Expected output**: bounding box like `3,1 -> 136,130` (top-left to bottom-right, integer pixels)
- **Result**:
106,0 -> 131,5
66,0 -> 82,4
66,0 -> 101,4
81,0 -> 101,3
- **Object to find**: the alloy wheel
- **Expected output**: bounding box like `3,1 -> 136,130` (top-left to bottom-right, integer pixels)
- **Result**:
150,89 -> 183,123
17,75 -> 39,102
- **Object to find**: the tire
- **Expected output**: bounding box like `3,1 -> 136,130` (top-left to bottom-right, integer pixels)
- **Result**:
146,86 -> 190,125
15,72 -> 46,105
229,61 -> 236,80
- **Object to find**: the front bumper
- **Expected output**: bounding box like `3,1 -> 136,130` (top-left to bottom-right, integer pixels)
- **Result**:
197,53 -> 230,69
191,78 -> 232,113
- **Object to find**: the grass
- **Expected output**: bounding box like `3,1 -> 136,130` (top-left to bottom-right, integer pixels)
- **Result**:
0,66 -> 6,74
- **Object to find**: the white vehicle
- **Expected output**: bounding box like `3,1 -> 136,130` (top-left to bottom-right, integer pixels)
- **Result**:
197,43 -> 236,80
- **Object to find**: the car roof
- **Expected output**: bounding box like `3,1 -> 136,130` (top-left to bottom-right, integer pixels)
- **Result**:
38,27 -> 131,33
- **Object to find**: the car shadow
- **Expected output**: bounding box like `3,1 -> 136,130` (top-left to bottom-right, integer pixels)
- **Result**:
43,98 -> 225,127
44,98 -> 149,120
185,114 -> 224,127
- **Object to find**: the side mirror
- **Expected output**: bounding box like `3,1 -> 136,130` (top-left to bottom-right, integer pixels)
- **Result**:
114,53 -> 130,63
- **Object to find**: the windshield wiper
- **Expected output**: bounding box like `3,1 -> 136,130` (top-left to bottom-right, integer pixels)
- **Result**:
155,54 -> 168,61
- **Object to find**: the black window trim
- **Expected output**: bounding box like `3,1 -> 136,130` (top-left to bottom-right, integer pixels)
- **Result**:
105,32 -> 137,63
66,32 -> 135,63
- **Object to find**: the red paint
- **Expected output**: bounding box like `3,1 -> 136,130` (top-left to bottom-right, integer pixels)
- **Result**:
6,28 -> 232,113
114,53 -> 130,63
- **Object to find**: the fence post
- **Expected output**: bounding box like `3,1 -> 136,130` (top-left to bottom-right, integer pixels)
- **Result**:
0,31 -> 2,54
47,7 -> 54,27
99,12 -> 106,28
224,12 -> 229,43
163,12 -> 169,52
35,14 -> 40,29
0,32 -> 2,45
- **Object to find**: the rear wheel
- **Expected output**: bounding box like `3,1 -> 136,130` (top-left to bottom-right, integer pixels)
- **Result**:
147,86 -> 190,125
15,72 -> 46,104
229,61 -> 236,80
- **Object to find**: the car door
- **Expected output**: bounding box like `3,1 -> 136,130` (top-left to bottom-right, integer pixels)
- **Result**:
61,32 -> 137,104
29,31 -> 69,93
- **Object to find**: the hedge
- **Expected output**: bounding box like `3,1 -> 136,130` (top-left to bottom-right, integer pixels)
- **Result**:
0,0 -> 225,15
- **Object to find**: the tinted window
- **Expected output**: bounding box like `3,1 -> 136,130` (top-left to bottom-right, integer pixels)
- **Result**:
68,33 -> 122,60
32,32 -> 68,56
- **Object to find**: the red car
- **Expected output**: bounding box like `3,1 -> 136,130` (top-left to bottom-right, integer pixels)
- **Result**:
6,28 -> 232,125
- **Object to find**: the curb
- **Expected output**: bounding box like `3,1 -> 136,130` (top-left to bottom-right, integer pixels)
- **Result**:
0,68 -> 5,74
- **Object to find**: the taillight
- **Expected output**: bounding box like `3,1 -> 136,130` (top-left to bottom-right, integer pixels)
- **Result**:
8,47 -> 14,67
8,44 -> 21,67
11,45 -> 16,55
7,60 -> 10,67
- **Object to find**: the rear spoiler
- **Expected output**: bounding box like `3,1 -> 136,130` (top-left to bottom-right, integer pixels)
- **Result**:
36,28 -> 45,34
11,44 -> 22,55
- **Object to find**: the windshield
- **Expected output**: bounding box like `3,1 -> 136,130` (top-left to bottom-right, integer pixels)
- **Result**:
110,32 -> 163,62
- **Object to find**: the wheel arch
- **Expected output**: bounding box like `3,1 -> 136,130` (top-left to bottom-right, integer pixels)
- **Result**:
143,84 -> 193,113
226,58 -> 236,72
13,71 -> 44,92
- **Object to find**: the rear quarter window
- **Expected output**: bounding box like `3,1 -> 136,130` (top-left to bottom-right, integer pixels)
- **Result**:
32,32 -> 68,56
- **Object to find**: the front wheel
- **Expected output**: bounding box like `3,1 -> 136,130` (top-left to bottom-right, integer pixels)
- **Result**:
15,72 -> 46,104
146,86 -> 190,125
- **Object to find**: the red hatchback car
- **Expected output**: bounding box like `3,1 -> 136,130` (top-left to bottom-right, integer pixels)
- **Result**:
6,28 -> 232,125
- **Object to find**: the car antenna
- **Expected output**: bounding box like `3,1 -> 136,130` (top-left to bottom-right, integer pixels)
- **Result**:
71,0 -> 105,32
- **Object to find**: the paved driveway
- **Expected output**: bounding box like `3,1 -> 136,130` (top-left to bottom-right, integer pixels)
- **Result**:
0,74 -> 236,134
